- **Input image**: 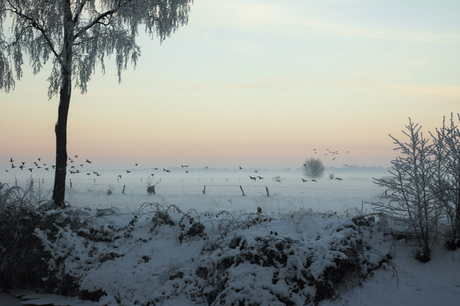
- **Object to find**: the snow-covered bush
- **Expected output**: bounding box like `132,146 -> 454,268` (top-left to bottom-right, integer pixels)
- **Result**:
159,215 -> 382,305
0,181 -> 122,295
2,191 -> 394,305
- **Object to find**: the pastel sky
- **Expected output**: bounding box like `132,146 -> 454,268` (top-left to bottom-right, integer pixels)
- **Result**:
1,0 -> 460,170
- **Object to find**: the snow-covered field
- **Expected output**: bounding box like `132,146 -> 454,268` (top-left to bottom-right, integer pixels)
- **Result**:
1,168 -> 460,305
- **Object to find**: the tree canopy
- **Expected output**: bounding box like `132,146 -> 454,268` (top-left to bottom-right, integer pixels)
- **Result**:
0,0 -> 193,206
0,0 -> 192,96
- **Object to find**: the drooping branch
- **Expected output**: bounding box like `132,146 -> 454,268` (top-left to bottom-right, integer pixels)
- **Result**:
6,6 -> 61,62
74,9 -> 118,41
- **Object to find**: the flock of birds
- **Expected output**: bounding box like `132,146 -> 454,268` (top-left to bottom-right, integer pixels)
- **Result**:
4,148 -> 350,183
6,157 -> 55,173
4,156 -> 211,179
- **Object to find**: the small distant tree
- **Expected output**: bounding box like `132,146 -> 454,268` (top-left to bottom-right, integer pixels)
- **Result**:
0,0 -> 192,207
430,114 -> 460,249
372,119 -> 437,262
303,158 -> 325,179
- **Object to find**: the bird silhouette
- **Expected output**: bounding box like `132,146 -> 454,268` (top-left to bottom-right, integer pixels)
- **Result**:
86,159 -> 92,163
9,158 -> 14,163
126,170 -> 131,173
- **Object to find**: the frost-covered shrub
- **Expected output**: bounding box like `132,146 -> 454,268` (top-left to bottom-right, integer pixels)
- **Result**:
303,158 -> 325,179
372,119 -> 437,262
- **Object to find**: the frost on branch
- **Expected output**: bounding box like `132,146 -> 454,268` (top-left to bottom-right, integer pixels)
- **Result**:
0,0 -> 192,97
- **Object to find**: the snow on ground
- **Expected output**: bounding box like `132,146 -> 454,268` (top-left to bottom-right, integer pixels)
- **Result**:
1,168 -> 460,305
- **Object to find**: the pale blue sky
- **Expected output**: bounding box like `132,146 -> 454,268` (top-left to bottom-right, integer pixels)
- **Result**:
1,0 -> 459,170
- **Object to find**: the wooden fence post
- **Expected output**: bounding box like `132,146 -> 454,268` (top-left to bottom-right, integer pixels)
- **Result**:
239,185 -> 245,196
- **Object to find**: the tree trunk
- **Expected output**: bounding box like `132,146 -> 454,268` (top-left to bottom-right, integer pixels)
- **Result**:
52,0 -> 73,207
53,77 -> 71,206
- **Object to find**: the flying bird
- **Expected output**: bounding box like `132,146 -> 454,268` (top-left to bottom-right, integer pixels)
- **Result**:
86,159 -> 92,163
9,158 -> 14,163
126,170 -> 131,173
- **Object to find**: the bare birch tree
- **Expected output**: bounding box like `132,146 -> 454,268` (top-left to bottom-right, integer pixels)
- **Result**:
0,0 -> 192,206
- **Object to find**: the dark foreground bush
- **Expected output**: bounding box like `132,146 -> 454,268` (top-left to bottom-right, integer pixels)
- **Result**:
0,182 -> 118,296
1,191 -> 393,305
